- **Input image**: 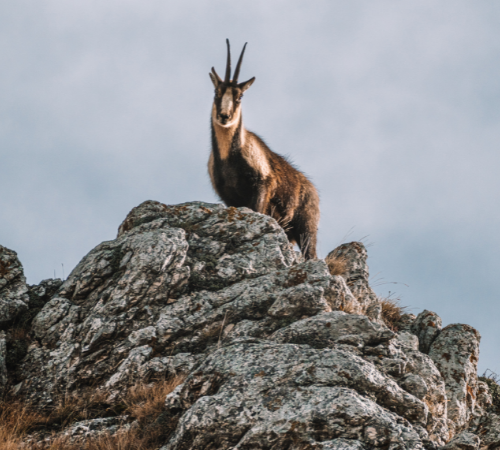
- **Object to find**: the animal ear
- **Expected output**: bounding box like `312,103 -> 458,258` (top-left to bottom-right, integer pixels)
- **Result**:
210,67 -> 223,89
238,77 -> 255,92
209,72 -> 219,88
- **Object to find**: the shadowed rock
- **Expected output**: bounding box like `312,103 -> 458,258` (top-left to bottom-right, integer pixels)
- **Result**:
0,245 -> 29,327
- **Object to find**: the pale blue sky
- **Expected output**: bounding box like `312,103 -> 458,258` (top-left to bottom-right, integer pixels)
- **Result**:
1,1 -> 499,374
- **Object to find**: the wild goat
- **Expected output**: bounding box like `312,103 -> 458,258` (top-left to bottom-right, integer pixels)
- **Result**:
208,40 -> 320,259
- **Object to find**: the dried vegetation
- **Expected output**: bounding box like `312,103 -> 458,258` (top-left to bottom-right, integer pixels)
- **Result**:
325,254 -> 348,277
379,296 -> 407,331
0,376 -> 184,450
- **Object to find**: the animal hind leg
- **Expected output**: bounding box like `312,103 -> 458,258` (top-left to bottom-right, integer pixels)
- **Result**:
292,189 -> 319,260
292,217 -> 318,260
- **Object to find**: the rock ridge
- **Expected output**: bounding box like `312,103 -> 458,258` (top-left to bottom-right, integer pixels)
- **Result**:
0,200 -> 497,450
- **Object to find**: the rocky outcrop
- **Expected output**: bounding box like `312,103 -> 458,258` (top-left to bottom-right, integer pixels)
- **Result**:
440,432 -> 480,450
429,324 -> 481,436
0,245 -> 29,327
162,341 -> 427,450
412,310 -> 442,354
2,200 -> 496,449
325,242 -> 378,318
473,411 -> 500,449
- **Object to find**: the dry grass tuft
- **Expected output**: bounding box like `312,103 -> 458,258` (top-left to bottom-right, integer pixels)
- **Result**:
34,428 -> 146,450
338,300 -> 358,314
0,400 -> 46,450
0,376 -> 185,449
125,376 -> 184,426
380,296 -> 407,331
325,254 -> 348,277
46,388 -> 113,430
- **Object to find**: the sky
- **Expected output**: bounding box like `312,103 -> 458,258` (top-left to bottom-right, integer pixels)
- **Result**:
1,1 -> 499,374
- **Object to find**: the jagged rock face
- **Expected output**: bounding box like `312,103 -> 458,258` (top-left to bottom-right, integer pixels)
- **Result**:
19,201 -> 339,403
0,245 -> 29,327
5,201 -> 491,449
163,341 -> 428,450
429,324 -> 481,435
473,412 -> 500,449
325,242 -> 378,317
412,310 -> 442,354
440,431 -> 480,450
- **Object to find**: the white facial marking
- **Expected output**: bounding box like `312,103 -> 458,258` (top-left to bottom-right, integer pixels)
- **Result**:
221,89 -> 233,115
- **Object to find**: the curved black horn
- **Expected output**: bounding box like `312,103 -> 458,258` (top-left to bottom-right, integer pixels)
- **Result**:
224,39 -> 231,84
233,42 -> 247,84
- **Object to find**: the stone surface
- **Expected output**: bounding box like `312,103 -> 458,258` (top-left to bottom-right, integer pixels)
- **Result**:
28,278 -> 63,309
162,341 -> 428,450
473,412 -> 500,449
16,201 -> 313,403
271,311 -> 395,349
398,314 -> 417,333
403,348 -> 449,445
429,324 -> 481,435
0,200 -> 491,449
412,310 -> 442,354
0,245 -> 29,327
63,416 -> 130,440
439,431 -> 480,450
325,242 -> 378,313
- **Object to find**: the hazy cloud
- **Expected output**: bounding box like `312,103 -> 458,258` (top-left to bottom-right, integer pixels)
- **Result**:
1,0 -> 499,373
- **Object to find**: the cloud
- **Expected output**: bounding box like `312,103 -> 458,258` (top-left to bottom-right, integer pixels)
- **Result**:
1,0 -> 499,373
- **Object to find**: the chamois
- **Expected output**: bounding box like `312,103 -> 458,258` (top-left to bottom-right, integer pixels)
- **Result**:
208,40 -> 320,260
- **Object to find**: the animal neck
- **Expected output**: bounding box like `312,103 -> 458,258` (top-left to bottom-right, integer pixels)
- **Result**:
211,105 -> 245,160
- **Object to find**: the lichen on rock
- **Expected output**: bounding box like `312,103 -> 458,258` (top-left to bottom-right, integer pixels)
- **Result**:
0,200 -> 494,449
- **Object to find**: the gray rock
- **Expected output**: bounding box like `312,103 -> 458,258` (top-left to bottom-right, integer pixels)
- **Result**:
17,202 -> 311,403
429,324 -> 481,435
325,242 -> 379,311
139,353 -> 201,381
319,439 -> 367,450
271,311 -> 395,349
395,332 -> 420,351
163,341 -> 427,450
365,301 -> 382,322
29,278 -> 63,303
0,245 -> 29,327
63,416 -> 129,440
473,412 -> 500,449
398,313 -> 417,333
412,310 -> 442,354
0,331 -> 7,392
5,200 -> 490,449
404,348 -> 449,446
439,431 -> 480,450
399,374 -> 429,400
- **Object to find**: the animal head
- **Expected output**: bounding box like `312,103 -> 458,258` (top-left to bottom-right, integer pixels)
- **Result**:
210,39 -> 255,126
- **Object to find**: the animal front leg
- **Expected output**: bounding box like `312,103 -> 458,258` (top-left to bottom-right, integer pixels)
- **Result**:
251,184 -> 270,214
